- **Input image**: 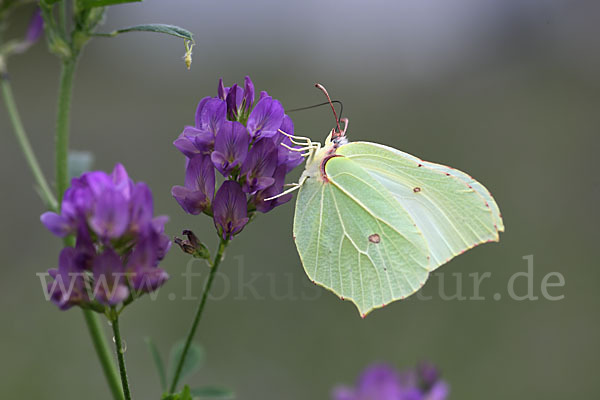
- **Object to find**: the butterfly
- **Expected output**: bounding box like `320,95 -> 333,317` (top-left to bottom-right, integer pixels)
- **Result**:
270,84 -> 504,316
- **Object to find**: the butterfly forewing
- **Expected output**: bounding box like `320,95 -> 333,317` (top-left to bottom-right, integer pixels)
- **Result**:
417,160 -> 504,232
336,142 -> 502,268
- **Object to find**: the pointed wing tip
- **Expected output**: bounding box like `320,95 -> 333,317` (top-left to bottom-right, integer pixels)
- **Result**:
496,220 -> 505,233
355,304 -> 379,319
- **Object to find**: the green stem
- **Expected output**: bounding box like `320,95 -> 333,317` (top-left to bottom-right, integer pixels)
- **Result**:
54,55 -> 125,400
111,312 -> 133,400
169,238 -> 229,393
55,58 -> 77,203
59,0 -> 67,36
83,310 -> 125,400
1,71 -> 58,210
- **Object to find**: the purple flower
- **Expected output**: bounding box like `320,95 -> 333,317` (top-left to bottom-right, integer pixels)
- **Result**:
417,363 -> 449,400
85,166 -> 126,198
12,8 -> 44,54
89,186 -> 130,239
273,115 -> 304,173
111,163 -> 132,196
194,97 -> 211,127
93,249 -> 130,306
41,164 -> 171,310
332,363 -> 449,400
40,211 -> 72,237
217,78 -> 227,101
173,76 -> 308,243
424,382 -> 449,400
226,84 -> 244,120
151,216 -> 172,260
40,166 -> 114,237
173,132 -> 201,158
73,223 -> 96,270
197,98 -> 227,135
47,248 -> 89,310
246,95 -> 285,139
174,98 -> 227,157
172,154 -> 216,215
258,90 -> 269,102
25,9 -> 44,44
333,364 -> 406,400
252,166 -> 292,213
242,76 -> 255,114
240,138 -> 278,194
218,76 -> 255,120
213,181 -> 249,240
126,232 -> 169,293
211,121 -> 250,176
129,182 -> 154,233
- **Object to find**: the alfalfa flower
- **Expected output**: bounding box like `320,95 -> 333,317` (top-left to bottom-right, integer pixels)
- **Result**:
41,164 -> 171,311
332,363 -> 449,400
172,76 -> 304,243
212,181 -> 249,240
172,154 -> 215,215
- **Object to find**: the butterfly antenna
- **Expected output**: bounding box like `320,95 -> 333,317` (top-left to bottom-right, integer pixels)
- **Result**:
287,100 -> 343,120
315,83 -> 342,137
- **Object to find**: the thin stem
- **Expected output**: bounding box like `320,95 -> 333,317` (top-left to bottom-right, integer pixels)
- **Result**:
83,310 -> 125,400
169,238 -> 229,393
1,72 -> 58,210
111,312 -> 132,400
59,0 -> 67,36
55,58 -> 77,203
53,53 -> 125,400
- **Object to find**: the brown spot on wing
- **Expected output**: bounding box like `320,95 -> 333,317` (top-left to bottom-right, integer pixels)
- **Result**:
368,234 -> 381,244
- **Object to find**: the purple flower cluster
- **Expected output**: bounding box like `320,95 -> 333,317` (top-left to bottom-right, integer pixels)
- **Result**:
172,76 -> 303,240
41,164 -> 171,310
333,363 -> 449,400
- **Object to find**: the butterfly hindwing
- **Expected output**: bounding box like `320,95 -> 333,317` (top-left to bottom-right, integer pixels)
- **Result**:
293,156 -> 430,316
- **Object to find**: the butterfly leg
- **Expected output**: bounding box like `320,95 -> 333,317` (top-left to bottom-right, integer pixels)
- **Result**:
280,143 -> 315,155
278,129 -> 314,146
282,135 -> 311,147
264,184 -> 301,201
264,175 -> 308,201
277,129 -> 321,157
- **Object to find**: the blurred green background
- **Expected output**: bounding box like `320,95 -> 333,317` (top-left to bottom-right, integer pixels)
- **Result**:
1,0 -> 598,398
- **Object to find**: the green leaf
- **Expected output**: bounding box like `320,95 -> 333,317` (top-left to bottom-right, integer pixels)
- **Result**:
168,340 -> 205,386
92,23 -> 195,69
145,337 -> 167,391
78,0 -> 142,8
104,24 -> 194,42
191,241 -> 210,260
68,150 -> 94,180
191,386 -> 235,399
180,386 -> 193,400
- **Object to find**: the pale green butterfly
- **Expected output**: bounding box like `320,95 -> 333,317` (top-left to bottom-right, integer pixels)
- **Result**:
269,85 -> 504,316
